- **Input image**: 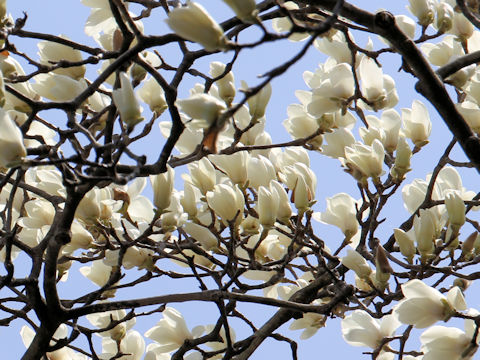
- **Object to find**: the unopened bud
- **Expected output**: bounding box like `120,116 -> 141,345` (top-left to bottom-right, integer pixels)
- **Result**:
462,231 -> 478,259
453,278 -> 471,291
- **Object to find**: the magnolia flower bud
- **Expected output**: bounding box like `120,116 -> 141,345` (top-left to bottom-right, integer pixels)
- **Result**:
242,80 -> 272,120
414,209 -> 436,261
375,245 -> 392,288
166,2 -> 228,51
150,165 -> 175,212
210,61 -> 236,105
181,182 -> 199,218
391,135 -> 412,181
257,185 -> 279,228
452,277 -> 471,291
462,232 -> 477,260
341,249 -> 372,280
445,191 -> 466,230
436,2 -> 454,33
222,0 -> 258,24
137,77 -> 168,116
0,109 -> 26,168
0,0 -> 5,20
451,12 -> 474,42
112,72 -> 144,129
394,228 -> 416,263
247,155 -> 277,189
270,180 -> 292,223
395,15 -> 416,39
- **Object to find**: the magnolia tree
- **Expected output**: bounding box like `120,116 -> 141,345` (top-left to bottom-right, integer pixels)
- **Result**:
2,0 -> 480,359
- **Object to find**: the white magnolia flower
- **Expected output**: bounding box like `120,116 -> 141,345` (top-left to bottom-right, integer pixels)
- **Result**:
21,325 -> 88,360
280,162 -> 316,199
344,139 -> 385,182
87,308 -> 136,342
247,155 -> 277,189
150,165 -> 175,212
358,56 -> 398,110
445,191 -> 465,229
101,330 -> 145,360
292,174 -> 311,212
393,279 -> 467,328
209,151 -> 248,185
183,222 -> 219,251
391,135 -> 412,181
308,63 -> 355,116
407,0 -> 435,26
222,0 -> 257,23
393,228 -> 416,263
341,249 -> 372,279
112,72 -> 144,129
145,307 -> 204,353
436,2 -> 454,33
37,35 -> 86,79
0,108 -> 26,167
271,1 -> 310,42
31,73 -> 87,102
322,127 -> 356,159
420,310 -> 480,360
363,109 -> 402,152
395,15 -> 416,39
289,303 -> 327,339
75,186 -> 122,224
202,324 -> 236,359
79,260 -> 114,288
456,101 -> 480,135
270,180 -> 292,223
342,310 -> 400,349
313,192 -> 359,238
159,192 -> 188,232
176,93 -> 226,129
210,61 -> 235,105
283,103 -> 324,148
421,35 -> 463,67
166,2 -> 227,51
450,12 -> 474,41
314,31 -> 352,64
185,158 -> 216,195
137,76 -> 167,116
206,183 -> 245,222
401,100 -> 431,147
105,244 -> 154,270
82,0 -> 119,36
256,184 -> 279,228
413,208 -> 437,259
242,80 -> 272,120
